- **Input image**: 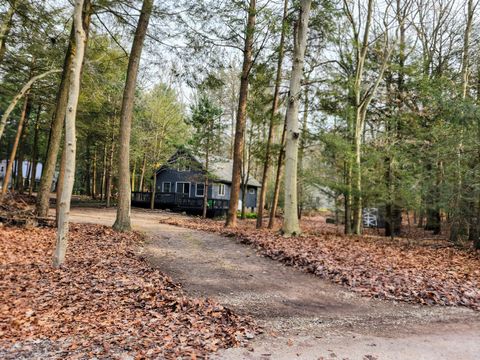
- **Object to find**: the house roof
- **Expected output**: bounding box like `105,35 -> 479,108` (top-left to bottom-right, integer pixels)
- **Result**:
191,154 -> 262,188
159,149 -> 262,188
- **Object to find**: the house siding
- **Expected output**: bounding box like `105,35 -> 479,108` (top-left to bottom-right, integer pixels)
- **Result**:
152,151 -> 260,211
156,170 -> 258,208
156,168 -> 203,195
242,186 -> 258,209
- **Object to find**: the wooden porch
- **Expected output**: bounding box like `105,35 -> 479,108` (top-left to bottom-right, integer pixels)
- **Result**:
131,192 -> 230,217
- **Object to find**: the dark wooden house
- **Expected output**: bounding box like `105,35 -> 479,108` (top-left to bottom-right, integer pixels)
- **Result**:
131,149 -> 261,217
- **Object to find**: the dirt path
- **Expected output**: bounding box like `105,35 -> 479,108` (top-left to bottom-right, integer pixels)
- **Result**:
69,207 -> 480,359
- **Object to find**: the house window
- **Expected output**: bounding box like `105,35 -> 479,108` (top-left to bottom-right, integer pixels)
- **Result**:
176,182 -> 190,195
249,188 -> 255,194
196,183 -> 205,197
218,184 -> 225,196
162,182 -> 171,193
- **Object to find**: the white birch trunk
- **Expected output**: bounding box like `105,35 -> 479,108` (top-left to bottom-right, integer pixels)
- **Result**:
53,0 -> 86,267
282,0 -> 312,236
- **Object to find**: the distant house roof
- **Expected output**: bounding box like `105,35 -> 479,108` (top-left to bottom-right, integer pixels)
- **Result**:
158,149 -> 262,188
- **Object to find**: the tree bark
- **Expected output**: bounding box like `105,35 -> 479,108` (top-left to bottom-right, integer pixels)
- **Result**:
1,95 -> 31,196
138,152 -> 146,191
256,0 -> 288,228
268,111 -> 288,229
241,126 -> 253,219
113,0 -> 153,232
106,133 -> 115,207
53,0 -> 87,267
100,142 -> 107,199
203,135 -> 210,218
29,105 -> 41,195
344,159 -> 353,234
282,0 -> 312,236
297,86 -> 309,220
131,159 -> 136,195
36,0 -> 92,217
91,146 -> 97,199
56,145 -> 66,224
150,173 -> 156,210
225,0 -> 256,228
84,146 -> 91,196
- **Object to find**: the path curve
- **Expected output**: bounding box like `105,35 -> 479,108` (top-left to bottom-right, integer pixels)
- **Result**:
69,207 -> 480,360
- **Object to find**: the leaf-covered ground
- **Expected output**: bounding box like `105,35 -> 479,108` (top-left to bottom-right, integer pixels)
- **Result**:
159,216 -> 480,311
0,224 -> 256,359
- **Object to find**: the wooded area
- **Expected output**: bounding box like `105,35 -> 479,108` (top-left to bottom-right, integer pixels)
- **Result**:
1,0 -> 480,358
2,0 -> 480,251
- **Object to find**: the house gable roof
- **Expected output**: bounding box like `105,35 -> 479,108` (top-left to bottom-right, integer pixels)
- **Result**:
157,148 -> 262,188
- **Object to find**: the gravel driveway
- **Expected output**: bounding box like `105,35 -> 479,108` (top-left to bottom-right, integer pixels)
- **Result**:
69,207 -> 480,360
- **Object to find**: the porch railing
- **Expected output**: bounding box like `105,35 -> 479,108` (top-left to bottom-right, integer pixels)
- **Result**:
131,191 -> 229,209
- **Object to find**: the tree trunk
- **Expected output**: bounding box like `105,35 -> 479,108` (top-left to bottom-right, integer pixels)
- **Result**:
268,111 -> 288,229
91,146 -> 97,199
131,159 -> 136,195
0,1 -> 15,64
241,127 -> 253,219
297,86 -> 309,220
225,0 -> 256,228
36,0 -> 92,217
138,152 -> 146,191
16,99 -> 32,193
150,173 -> 156,210
29,105 -> 41,195
203,136 -> 210,218
113,0 -> 153,232
451,0 -> 474,243
425,163 -> 442,235
100,142 -> 107,199
56,146 -> 66,224
256,0 -> 288,228
1,95 -> 31,196
344,159 -> 353,234
352,108 -> 365,235
282,0 -> 312,236
0,69 -> 60,143
106,136 -> 114,207
53,0 -> 87,267
84,146 -> 91,196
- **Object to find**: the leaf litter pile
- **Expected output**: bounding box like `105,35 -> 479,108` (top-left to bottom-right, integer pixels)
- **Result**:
159,216 -> 480,311
0,224 -> 256,359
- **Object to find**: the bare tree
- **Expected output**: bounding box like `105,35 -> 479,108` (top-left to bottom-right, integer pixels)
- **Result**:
225,0 -> 257,228
256,0 -> 288,229
113,0 -> 154,232
451,0 -> 478,242
36,0 -> 92,217
282,0 -> 312,236
343,0 -> 394,234
53,0 -> 87,267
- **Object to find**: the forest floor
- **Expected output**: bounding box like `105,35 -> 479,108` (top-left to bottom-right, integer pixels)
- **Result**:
0,204 -> 256,359
66,207 -> 480,359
